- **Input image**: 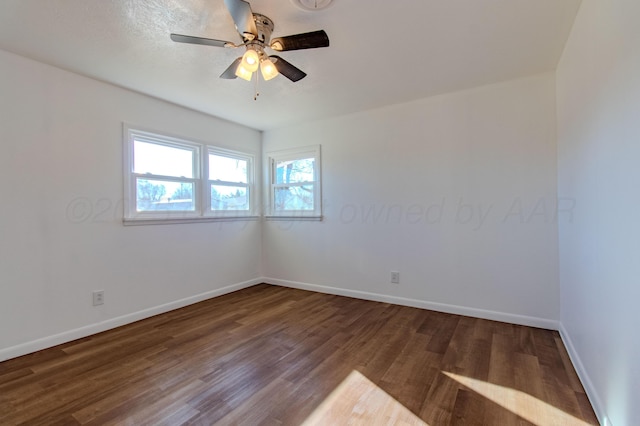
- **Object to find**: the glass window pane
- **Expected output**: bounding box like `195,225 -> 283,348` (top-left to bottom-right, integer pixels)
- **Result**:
134,140 -> 194,178
136,179 -> 195,212
211,185 -> 248,211
274,185 -> 314,211
275,158 -> 314,184
209,154 -> 248,183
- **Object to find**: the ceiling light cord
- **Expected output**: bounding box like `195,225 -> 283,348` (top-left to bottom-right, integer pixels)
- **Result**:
254,72 -> 260,101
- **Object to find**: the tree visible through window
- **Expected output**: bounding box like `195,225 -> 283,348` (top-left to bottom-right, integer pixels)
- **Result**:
124,126 -> 255,222
267,146 -> 322,218
274,158 -> 315,211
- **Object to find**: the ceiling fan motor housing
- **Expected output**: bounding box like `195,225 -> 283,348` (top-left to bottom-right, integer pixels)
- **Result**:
250,13 -> 274,44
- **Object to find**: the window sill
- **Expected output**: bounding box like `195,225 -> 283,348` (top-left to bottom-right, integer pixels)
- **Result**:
123,216 -> 260,226
264,215 -> 323,221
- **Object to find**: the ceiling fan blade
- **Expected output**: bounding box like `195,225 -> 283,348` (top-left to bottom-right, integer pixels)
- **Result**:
224,0 -> 258,40
270,30 -> 329,51
270,56 -> 307,82
170,33 -> 234,48
220,57 -> 242,79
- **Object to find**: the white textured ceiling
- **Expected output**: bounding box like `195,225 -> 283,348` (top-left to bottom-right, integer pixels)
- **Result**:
0,0 -> 581,130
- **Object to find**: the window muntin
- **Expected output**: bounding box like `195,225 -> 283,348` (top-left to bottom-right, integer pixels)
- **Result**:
267,146 -> 321,218
124,126 -> 255,223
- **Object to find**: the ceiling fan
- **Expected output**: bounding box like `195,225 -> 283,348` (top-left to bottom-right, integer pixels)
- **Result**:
170,0 -> 330,83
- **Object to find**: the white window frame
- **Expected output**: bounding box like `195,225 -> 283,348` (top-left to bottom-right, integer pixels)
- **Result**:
206,146 -> 255,217
123,125 -> 257,225
265,145 -> 322,219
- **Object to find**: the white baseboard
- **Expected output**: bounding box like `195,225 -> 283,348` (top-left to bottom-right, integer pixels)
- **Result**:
0,278 -> 261,362
3,276 -> 606,423
559,323 -> 609,426
263,277 -> 559,330
1,276 -> 558,360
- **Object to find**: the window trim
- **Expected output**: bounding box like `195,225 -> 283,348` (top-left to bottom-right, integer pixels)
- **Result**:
123,125 -> 257,225
265,145 -> 322,219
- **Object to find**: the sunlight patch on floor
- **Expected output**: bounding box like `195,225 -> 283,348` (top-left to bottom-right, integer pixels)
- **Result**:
444,371 -> 592,426
302,370 -> 429,426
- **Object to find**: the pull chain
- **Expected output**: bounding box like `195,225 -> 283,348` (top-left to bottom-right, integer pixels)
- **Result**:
253,72 -> 260,101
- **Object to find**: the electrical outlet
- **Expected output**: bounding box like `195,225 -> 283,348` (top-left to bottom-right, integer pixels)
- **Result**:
93,290 -> 104,306
391,271 -> 400,284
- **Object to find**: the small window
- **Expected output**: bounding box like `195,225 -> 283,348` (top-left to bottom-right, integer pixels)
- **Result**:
124,126 -> 255,223
266,145 -> 322,218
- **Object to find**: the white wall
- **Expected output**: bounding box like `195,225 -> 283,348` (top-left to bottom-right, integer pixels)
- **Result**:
263,73 -> 560,327
0,49 -> 262,361
556,0 -> 640,424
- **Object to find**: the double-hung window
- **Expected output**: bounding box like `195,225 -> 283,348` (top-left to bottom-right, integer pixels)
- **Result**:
207,148 -> 252,215
266,145 -> 322,219
124,126 -> 255,223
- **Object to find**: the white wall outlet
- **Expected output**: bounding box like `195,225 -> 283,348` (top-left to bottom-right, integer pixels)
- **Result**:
391,271 -> 400,284
93,290 -> 104,306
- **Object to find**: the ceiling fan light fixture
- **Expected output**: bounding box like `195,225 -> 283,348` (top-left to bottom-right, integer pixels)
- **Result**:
235,63 -> 253,81
291,0 -> 334,11
241,48 -> 260,72
260,58 -> 279,80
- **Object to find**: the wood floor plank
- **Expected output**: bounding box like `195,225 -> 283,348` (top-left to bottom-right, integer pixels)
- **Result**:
513,352 -> 546,401
0,284 -> 598,425
450,388 -> 486,426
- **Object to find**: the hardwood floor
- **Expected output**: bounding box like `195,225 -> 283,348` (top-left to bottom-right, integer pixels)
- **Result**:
0,284 -> 598,425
